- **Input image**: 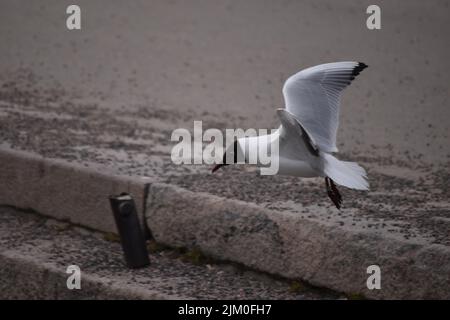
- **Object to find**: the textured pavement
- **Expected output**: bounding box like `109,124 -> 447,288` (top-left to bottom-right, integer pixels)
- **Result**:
0,206 -> 340,299
1,94 -> 449,246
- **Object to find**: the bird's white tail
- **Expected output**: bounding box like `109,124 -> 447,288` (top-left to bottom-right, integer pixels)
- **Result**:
322,153 -> 369,190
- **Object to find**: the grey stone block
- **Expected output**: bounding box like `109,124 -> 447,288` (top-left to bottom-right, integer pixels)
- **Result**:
0,148 -> 149,233
0,252 -> 170,300
146,183 -> 450,299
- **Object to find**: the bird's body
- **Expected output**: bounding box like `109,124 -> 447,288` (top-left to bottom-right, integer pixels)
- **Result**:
213,61 -> 370,209
236,130 -> 319,177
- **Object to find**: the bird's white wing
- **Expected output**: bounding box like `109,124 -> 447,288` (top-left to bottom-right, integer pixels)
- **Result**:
276,109 -> 319,161
282,61 -> 368,153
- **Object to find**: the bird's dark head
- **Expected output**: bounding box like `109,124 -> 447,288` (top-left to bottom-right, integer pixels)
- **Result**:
212,140 -> 239,173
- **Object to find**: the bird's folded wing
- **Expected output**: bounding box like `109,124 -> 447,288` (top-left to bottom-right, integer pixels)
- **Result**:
282,61 -> 368,153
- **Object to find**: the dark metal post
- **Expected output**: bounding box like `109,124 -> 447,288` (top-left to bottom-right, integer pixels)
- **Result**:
109,193 -> 150,268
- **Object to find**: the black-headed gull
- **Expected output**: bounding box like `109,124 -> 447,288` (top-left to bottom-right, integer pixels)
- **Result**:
213,62 -> 369,209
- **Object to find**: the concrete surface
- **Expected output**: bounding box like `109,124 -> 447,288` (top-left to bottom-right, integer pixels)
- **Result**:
0,206 -> 340,300
0,148 -> 149,233
2,146 -> 448,298
0,0 -> 449,299
147,183 -> 450,300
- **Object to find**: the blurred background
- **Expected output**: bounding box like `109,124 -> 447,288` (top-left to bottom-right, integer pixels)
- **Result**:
1,0 -> 449,165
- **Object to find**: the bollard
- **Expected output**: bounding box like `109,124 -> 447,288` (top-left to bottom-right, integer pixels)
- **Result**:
109,193 -> 150,268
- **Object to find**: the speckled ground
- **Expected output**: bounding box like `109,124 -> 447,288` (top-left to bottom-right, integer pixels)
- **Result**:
0,79 -> 449,246
0,205 -> 341,299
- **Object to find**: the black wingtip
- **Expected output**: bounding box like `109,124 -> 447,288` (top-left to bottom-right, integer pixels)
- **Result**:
359,62 -> 368,68
352,62 -> 368,77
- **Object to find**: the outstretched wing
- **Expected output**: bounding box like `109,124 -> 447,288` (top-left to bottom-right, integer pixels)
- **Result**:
282,61 -> 368,153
